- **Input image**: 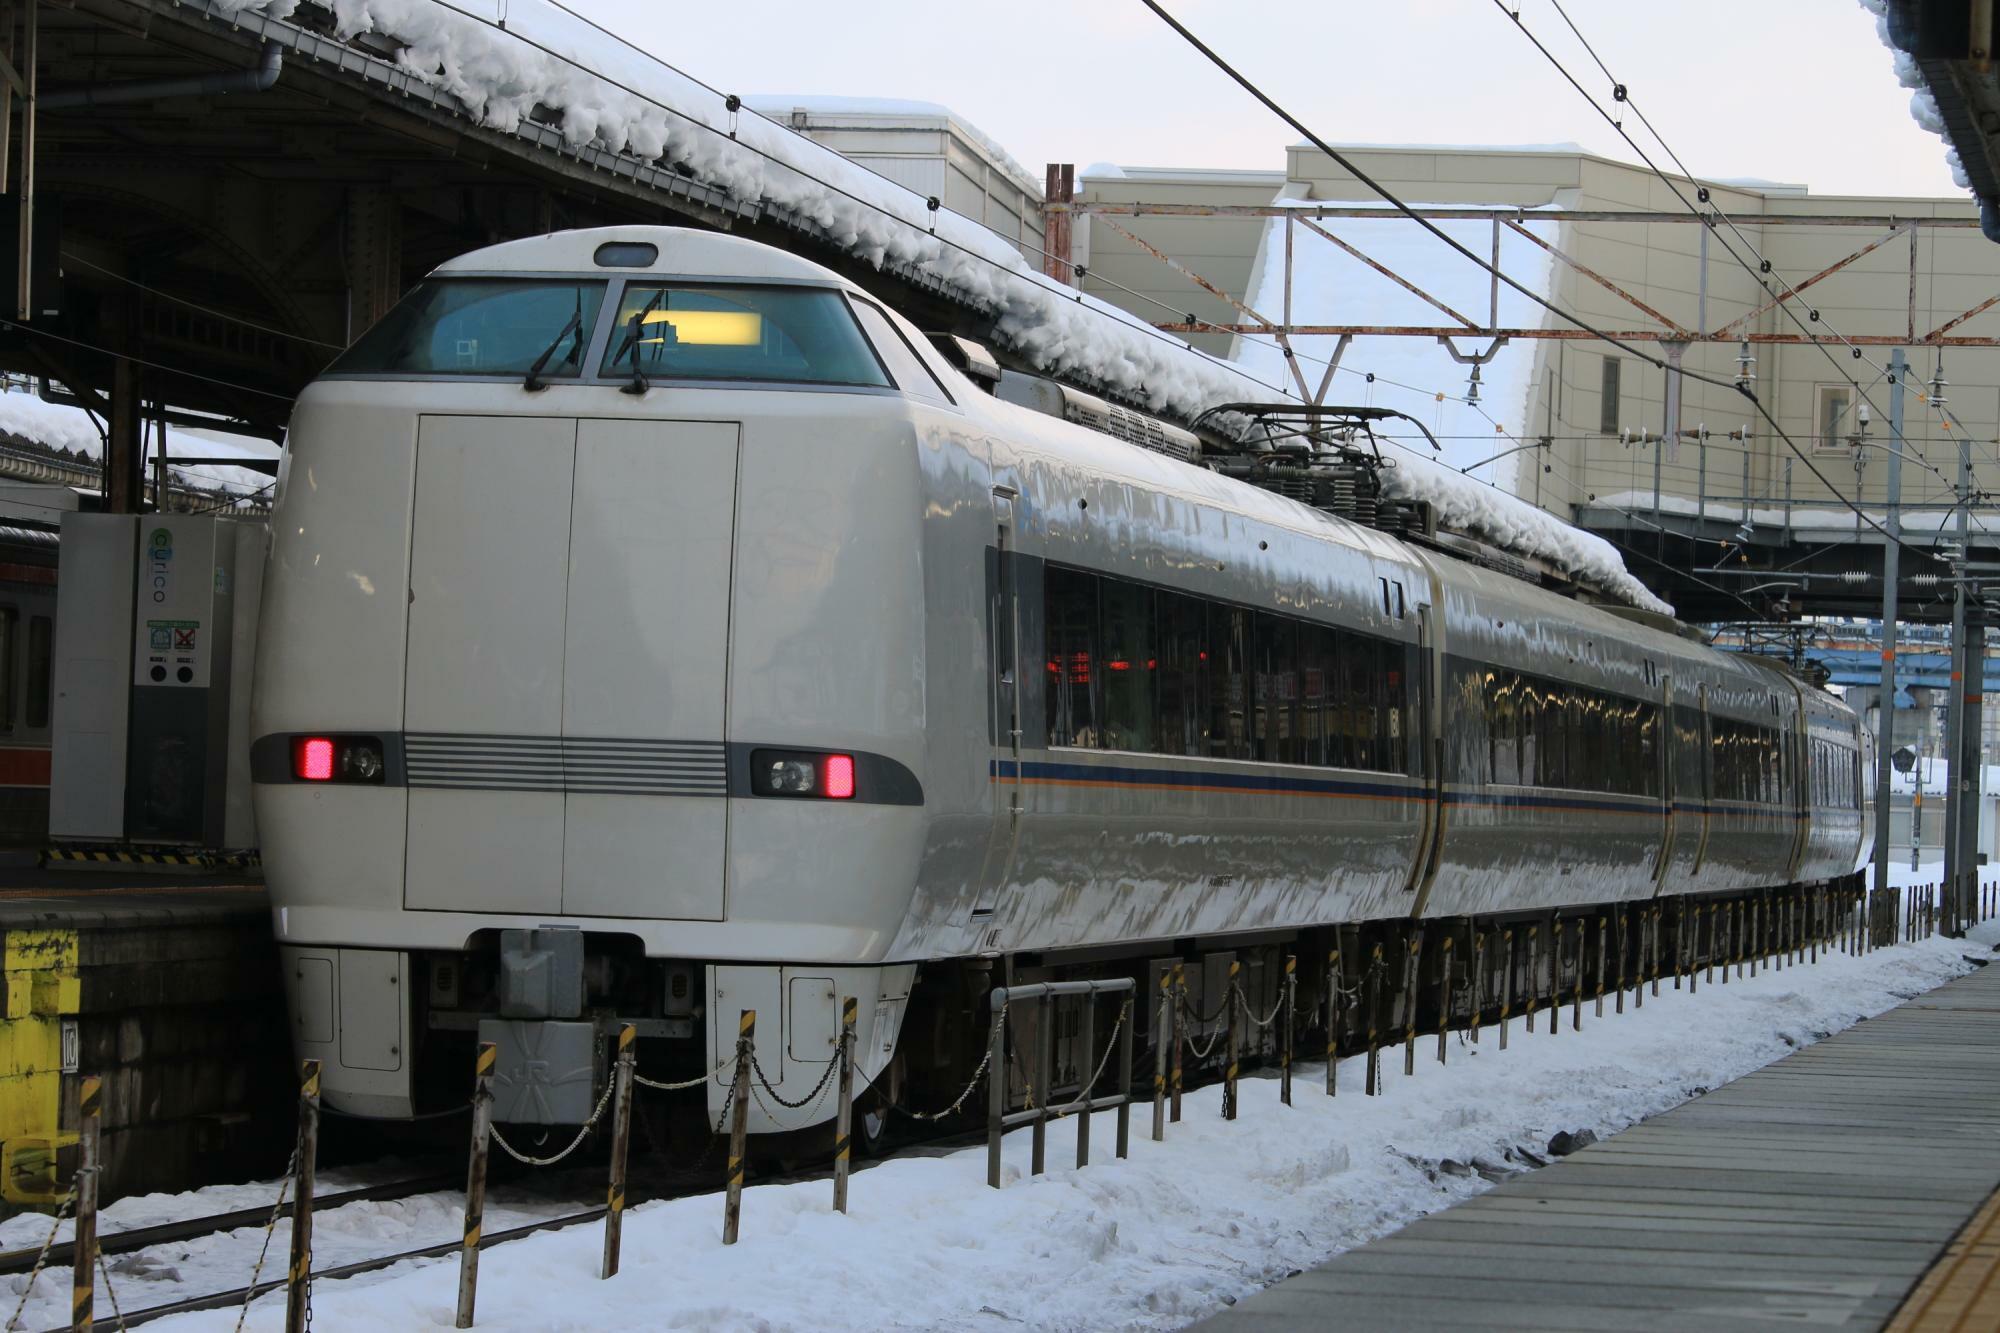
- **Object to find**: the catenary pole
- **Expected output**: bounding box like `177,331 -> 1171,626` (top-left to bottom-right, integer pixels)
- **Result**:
1872,350 -> 1904,894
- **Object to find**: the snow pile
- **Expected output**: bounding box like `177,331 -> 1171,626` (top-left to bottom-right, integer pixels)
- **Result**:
1234,204 -> 1672,615
1858,0 -> 1972,191
202,0 -> 1287,423
88,927 -> 1986,1331
0,389 -> 278,495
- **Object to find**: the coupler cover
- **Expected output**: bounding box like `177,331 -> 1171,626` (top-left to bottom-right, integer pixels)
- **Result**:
478,1018 -> 599,1125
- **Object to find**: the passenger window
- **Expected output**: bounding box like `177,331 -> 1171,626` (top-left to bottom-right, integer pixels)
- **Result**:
601,283 -> 889,387
0,609 -> 15,732
1044,567 -> 1098,748
1207,608 -> 1250,761
1252,614 -> 1298,765
1097,580 -> 1156,753
1155,594 -> 1209,757
1298,623 -> 1337,767
848,300 -> 956,407
24,616 -> 49,730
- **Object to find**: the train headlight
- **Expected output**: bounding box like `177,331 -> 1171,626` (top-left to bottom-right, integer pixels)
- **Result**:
750,749 -> 858,800
765,757 -> 817,795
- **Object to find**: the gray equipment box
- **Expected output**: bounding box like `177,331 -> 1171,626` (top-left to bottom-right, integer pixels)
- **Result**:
498,927 -> 584,1019
478,1018 -> 599,1125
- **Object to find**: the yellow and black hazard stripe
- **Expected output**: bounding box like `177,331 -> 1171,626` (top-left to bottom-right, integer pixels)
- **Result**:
42,847 -> 263,870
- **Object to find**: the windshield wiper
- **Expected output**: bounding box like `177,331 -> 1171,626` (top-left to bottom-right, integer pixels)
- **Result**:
522,293 -> 585,392
609,288 -> 673,395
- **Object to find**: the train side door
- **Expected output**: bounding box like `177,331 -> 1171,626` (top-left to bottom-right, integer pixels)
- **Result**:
1692,684 -> 1714,874
971,485 -> 1024,922
1653,672 -> 1675,887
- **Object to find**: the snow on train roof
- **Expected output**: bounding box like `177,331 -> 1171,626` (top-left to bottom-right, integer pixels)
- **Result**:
209,0 -> 1669,614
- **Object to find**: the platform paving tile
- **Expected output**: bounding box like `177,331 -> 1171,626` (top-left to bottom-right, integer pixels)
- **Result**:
1192,958 -> 2000,1331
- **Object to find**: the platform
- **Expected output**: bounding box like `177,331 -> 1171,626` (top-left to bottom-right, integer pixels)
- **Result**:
0,871 -> 286,1210
1196,956 -> 2000,1332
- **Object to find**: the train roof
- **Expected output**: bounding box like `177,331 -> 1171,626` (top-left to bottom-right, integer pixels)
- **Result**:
432,225 -> 853,287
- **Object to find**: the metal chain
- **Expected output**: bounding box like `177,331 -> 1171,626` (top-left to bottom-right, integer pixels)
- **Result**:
893,1002 -> 1011,1123
1179,990 -> 1232,1026
1065,1000 -> 1130,1110
490,1077 -> 617,1167
5,1186 -> 73,1332
749,1049 -> 843,1110
96,1247 -> 128,1332
234,1144 -> 298,1333
634,1053 -> 736,1093
1234,982 -> 1286,1030
749,1050 -> 840,1127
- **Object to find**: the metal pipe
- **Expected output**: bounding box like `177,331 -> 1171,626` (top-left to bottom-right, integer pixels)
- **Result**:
40,40 -> 280,111
1875,351 -> 1904,898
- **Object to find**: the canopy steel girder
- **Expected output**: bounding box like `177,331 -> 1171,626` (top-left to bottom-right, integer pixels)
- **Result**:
1090,203 -> 2000,347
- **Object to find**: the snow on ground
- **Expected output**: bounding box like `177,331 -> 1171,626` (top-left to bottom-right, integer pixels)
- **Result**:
0,388 -> 278,496
1233,204 -> 1671,615
33,926 -> 1971,1331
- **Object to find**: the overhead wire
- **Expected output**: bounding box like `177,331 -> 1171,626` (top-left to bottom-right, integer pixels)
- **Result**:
1494,0 -> 1978,537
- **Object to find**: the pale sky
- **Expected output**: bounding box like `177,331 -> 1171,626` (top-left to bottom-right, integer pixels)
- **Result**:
568,0 -> 1958,201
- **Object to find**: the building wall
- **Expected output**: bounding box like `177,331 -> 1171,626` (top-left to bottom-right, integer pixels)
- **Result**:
1065,145 -> 2000,529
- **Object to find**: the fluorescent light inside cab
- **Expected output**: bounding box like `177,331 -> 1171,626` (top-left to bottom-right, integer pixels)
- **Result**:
639,309 -> 763,346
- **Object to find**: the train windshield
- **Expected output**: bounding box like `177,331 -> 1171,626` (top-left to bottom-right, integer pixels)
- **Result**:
600,284 -> 889,387
328,279 -> 607,377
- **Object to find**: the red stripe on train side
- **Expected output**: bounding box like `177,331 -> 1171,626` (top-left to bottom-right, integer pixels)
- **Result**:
0,747 -> 52,787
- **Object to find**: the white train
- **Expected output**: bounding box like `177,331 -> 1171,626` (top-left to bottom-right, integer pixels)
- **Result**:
251,226 -> 1867,1140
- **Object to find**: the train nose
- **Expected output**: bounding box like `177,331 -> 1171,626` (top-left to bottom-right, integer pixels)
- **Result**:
401,414 -> 742,918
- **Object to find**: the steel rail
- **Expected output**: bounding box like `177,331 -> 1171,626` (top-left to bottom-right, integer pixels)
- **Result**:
0,1171 -> 458,1276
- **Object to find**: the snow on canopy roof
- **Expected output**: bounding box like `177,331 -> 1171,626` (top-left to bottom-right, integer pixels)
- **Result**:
0,389 -> 277,495
741,95 -> 1041,198
1232,197 -> 1673,616
1857,0 -> 1972,191
207,0 -> 1292,422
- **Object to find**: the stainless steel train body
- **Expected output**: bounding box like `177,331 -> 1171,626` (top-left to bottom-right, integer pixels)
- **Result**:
252,227 -> 1866,1134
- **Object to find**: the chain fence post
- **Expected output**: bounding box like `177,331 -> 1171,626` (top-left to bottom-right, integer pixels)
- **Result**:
1434,937 -> 1451,1065
723,1011 -> 754,1245
1524,924 -> 1539,1035
1365,942 -> 1383,1096
1169,961 -> 1185,1124
455,1040 -> 495,1329
1325,947 -> 1341,1097
1402,932 -> 1422,1074
600,1025 -> 636,1277
1498,928 -> 1513,1051
833,999 -> 856,1213
1032,995 -> 1052,1177
71,1075 -> 100,1333
1281,954 -> 1296,1105
986,993 -> 1006,1189
1223,959 -> 1240,1121
285,1059 -> 321,1333
1116,993 -> 1133,1160
1075,994 -> 1096,1169
1151,972 -> 1169,1141
1470,926 -> 1486,1044
1547,918 -> 1562,1038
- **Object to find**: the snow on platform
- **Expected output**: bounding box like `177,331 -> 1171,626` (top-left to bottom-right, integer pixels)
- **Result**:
78,923 -> 1985,1330
1197,942 -> 2000,1331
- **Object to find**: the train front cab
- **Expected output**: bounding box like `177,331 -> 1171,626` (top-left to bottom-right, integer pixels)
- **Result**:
253,229 -> 949,1130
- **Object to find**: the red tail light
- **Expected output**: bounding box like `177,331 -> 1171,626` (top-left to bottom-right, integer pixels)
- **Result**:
823,753 -> 856,800
295,737 -> 336,782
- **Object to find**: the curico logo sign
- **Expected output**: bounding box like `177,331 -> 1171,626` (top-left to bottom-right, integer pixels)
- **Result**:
146,527 -> 174,604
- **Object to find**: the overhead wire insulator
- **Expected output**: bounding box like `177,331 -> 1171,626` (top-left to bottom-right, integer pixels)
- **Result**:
1734,339 -> 1755,390
1465,363 -> 1482,405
